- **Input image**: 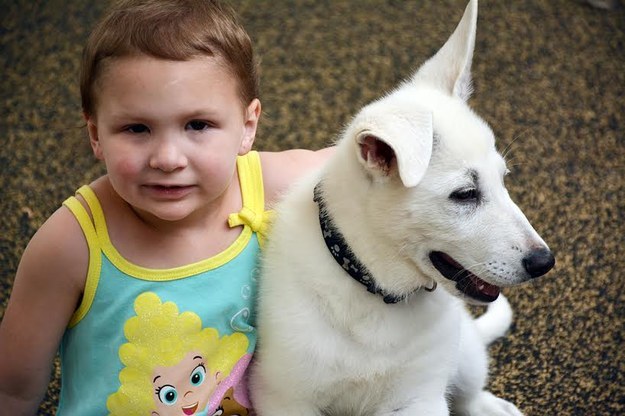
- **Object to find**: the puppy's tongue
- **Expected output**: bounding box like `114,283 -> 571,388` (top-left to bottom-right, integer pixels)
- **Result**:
469,275 -> 500,298
429,251 -> 500,302
446,254 -> 499,297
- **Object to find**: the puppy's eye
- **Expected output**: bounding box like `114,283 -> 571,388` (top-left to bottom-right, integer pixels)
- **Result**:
450,188 -> 479,202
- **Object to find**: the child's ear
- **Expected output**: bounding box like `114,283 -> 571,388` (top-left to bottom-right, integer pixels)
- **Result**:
85,115 -> 104,160
239,98 -> 261,155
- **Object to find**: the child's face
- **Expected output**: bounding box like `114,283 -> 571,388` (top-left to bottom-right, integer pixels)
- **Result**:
87,55 -> 260,223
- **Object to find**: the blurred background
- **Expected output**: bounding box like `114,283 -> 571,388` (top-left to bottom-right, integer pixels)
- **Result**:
1,0 -> 624,414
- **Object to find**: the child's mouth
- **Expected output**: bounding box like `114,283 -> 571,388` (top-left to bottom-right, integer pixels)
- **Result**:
144,184 -> 195,198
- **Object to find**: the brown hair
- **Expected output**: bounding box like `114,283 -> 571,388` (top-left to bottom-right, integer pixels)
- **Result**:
80,0 -> 259,116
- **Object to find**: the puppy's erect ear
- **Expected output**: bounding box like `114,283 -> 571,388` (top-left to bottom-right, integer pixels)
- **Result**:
412,0 -> 478,101
355,108 -> 433,188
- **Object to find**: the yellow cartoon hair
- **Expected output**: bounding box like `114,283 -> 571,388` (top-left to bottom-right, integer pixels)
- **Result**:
107,292 -> 249,415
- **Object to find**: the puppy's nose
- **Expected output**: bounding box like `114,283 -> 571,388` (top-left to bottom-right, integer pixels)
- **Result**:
522,248 -> 555,278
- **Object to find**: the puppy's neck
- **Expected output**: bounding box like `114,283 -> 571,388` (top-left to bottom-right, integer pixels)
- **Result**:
313,182 -> 436,304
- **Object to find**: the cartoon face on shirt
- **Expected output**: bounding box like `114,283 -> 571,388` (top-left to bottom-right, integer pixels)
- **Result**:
106,293 -> 250,416
152,351 -> 222,416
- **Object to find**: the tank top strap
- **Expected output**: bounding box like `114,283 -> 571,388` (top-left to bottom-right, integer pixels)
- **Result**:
74,185 -> 108,238
228,151 -> 273,247
62,188 -> 103,327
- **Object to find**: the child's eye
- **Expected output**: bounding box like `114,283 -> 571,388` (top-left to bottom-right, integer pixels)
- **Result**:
125,124 -> 150,134
186,120 -> 213,131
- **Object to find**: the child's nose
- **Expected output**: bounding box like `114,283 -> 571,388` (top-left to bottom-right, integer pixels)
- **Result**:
149,135 -> 188,172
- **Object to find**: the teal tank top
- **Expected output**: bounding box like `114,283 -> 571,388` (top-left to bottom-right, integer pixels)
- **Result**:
57,151 -> 271,416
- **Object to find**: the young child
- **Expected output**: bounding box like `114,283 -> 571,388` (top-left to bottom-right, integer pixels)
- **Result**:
0,1 -> 331,414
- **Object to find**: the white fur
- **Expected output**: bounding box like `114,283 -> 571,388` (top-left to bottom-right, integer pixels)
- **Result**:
251,1 -> 551,414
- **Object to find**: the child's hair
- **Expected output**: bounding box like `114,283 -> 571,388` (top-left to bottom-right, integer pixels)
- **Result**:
80,0 -> 259,116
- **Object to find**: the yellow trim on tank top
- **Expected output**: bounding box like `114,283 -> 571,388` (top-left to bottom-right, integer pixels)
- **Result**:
228,150 -> 273,247
62,196 -> 103,328
75,187 -> 253,281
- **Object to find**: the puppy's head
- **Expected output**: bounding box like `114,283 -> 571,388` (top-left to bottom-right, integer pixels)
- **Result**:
345,0 -> 554,304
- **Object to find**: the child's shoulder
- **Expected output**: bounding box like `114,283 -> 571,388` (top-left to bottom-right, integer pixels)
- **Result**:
19,178 -> 118,294
17,199 -> 89,299
259,148 -> 333,207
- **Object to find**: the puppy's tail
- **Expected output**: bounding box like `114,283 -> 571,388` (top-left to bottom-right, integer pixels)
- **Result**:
474,294 -> 513,345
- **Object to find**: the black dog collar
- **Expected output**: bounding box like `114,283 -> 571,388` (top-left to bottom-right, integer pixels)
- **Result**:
313,183 -> 411,304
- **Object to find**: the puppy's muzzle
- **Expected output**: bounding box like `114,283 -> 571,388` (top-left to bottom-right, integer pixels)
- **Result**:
522,247 -> 555,278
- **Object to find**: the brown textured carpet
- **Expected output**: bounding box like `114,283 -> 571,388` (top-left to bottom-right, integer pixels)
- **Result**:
1,0 -> 624,414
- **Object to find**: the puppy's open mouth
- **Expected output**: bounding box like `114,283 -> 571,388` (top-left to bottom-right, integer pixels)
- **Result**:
429,251 -> 500,303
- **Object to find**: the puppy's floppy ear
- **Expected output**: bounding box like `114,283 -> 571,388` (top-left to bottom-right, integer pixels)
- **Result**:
412,0 -> 478,101
355,108 -> 433,188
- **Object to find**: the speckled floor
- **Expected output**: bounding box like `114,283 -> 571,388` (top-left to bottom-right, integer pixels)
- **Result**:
1,1 -> 624,414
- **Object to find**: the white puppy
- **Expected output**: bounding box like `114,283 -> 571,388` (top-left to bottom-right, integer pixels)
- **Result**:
250,1 -> 555,415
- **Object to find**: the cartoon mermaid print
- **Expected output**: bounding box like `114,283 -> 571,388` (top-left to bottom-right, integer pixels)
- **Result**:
107,292 -> 249,416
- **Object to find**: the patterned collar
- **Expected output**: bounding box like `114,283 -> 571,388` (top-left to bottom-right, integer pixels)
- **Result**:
313,183 -> 414,304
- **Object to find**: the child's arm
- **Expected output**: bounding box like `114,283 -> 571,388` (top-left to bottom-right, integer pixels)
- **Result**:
0,206 -> 87,414
260,147 -> 334,206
